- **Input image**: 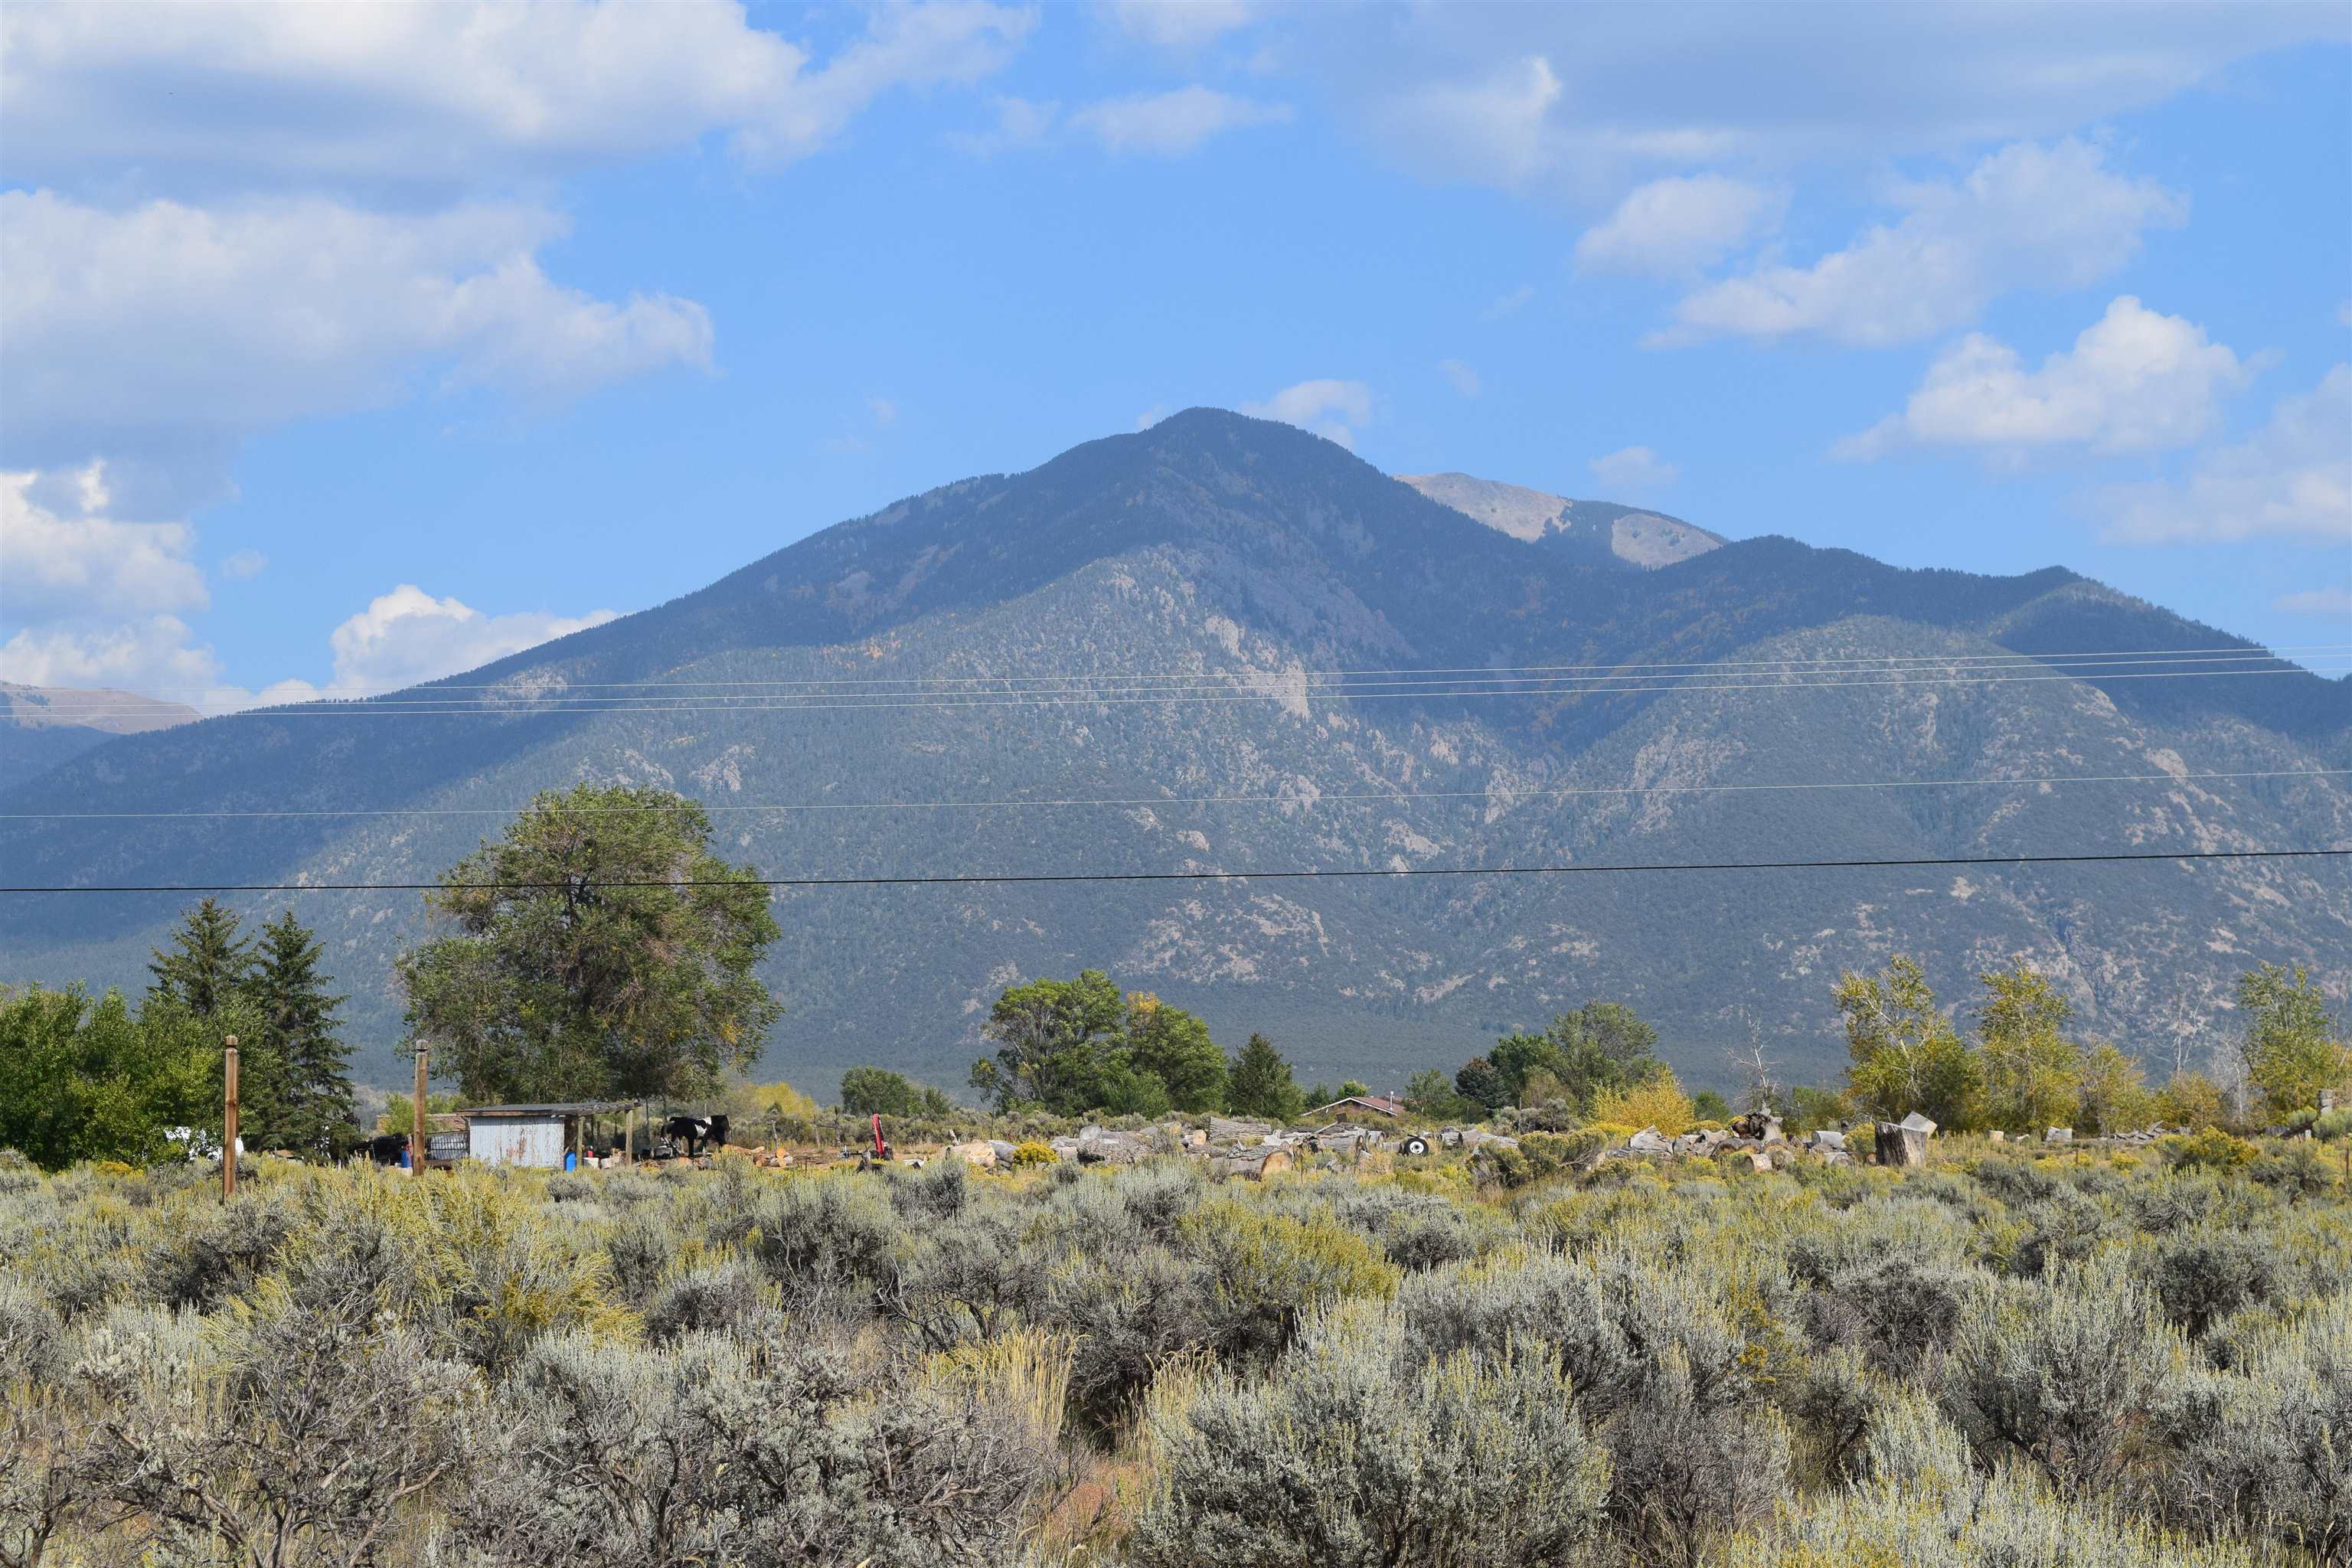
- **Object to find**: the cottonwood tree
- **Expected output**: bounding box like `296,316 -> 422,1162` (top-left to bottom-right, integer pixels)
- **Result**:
397,786 -> 781,1103
1835,955 -> 1981,1129
2235,962 -> 2349,1119
1975,963 -> 2079,1132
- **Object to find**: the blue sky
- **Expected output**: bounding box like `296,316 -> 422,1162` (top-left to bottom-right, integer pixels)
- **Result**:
2,1 -> 2347,710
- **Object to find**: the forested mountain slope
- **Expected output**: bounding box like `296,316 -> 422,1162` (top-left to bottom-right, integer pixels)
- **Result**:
5,410 -> 2345,1093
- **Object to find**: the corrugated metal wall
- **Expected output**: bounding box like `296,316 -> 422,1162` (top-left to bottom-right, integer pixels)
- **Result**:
468,1116 -> 567,1168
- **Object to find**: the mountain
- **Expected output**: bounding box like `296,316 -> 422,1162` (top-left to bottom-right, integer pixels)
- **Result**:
1,682 -> 201,793
1395,472 -> 1726,568
5,410 -> 2347,1097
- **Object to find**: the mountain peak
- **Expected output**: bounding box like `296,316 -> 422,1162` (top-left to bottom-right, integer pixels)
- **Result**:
1396,471 -> 1725,569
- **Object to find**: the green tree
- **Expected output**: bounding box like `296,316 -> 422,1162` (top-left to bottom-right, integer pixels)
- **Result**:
1404,1068 -> 1481,1122
1488,1000 -> 1664,1116
972,969 -> 1125,1112
248,910 -> 357,1161
839,1067 -> 920,1118
1453,1056 -> 1508,1112
2235,962 -> 2349,1118
1835,955 -> 1981,1129
1122,992 -> 1228,1113
146,897 -> 255,1017
0,986 -> 216,1170
2075,1041 -> 2154,1135
396,786 -> 782,1103
1227,1034 -> 1306,1121
1690,1089 -> 1732,1122
1976,962 -> 2080,1132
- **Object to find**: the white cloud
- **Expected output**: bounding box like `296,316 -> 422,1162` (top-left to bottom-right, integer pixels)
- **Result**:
318,584 -> 619,697
0,614 -> 227,698
1070,86 -> 1292,156
1481,284 -> 1535,321
945,95 -> 1059,156
1383,55 -> 1563,190
1657,141 -> 2187,348
869,397 -> 899,426
1135,406 -> 1171,431
1836,298 -> 2252,462
220,549 -> 268,581
0,0 -> 1034,190
1438,359 -> 1481,397
1,191 -> 712,501
1241,380 -> 1373,449
2095,366 -> 2352,545
1589,446 -> 1678,495
1573,175 -> 1782,276
1313,5 -> 2342,197
1109,0 -> 1256,50
2275,586 -> 2352,616
0,466 -> 208,623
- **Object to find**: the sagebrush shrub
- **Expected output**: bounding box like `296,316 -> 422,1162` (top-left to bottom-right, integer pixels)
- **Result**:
1128,1300 -> 1608,1568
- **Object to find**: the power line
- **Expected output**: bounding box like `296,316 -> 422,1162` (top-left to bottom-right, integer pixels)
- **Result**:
6,766 -> 2342,823
95,640 -> 2352,699
5,846 -> 2344,895
48,659 -> 2349,720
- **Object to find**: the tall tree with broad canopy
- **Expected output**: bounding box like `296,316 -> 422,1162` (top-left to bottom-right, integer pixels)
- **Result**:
1836,954 -> 1981,1129
1975,962 -> 2079,1132
397,786 -> 782,1103
969,972 -> 1229,1115
1485,1001 -> 1664,1115
2235,962 -> 2350,1119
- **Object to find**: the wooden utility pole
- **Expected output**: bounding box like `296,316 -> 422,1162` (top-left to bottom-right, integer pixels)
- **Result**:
622,1103 -> 635,1168
410,1044 -> 430,1177
220,1037 -> 240,1201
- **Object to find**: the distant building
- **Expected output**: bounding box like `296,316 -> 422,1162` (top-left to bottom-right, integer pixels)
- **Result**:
1305,1094 -> 1404,1122
461,1101 -> 642,1168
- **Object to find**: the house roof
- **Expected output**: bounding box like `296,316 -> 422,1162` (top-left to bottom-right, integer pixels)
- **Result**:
1305,1095 -> 1403,1119
460,1101 -> 644,1118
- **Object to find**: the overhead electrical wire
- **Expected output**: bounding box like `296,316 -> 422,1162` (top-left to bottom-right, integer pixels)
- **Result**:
42,657 -> 2350,720
5,766 -> 2344,823
4,846 -> 2344,896
98,641 -> 2352,701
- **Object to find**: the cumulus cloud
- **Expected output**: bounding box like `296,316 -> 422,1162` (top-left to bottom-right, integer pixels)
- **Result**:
2275,586 -> 2351,616
313,584 -> 618,697
2094,365 -> 2352,545
1070,85 -> 1292,155
1241,380 -> 1373,449
1655,141 -> 2187,348
1438,359 -> 1481,397
1836,298 -> 2252,463
1573,175 -> 1782,276
0,614 -> 228,699
1383,55 -> 1564,191
0,466 -> 208,623
1109,0 -> 1256,50
1589,446 -> 1678,495
1,191 -> 712,502
0,0 -> 1034,190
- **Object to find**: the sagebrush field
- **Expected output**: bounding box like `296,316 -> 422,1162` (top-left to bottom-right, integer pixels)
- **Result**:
2,1136 -> 2346,1567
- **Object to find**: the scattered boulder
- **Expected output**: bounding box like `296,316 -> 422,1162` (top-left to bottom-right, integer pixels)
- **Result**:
1627,1126 -> 1675,1155
2045,1127 -> 2073,1145
1898,1112 -> 1939,1136
1208,1116 -> 1275,1145
1209,1145 -> 1293,1181
950,1141 -> 998,1170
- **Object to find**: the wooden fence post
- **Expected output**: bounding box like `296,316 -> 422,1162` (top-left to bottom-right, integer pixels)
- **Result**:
221,1037 -> 240,1201
410,1044 -> 429,1177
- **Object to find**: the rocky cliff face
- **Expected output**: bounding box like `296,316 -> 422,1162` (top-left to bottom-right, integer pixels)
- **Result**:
1395,471 -> 1726,568
5,410 -> 2344,1093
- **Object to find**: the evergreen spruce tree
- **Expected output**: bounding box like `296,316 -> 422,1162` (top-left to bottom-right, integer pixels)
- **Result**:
1227,1033 -> 1306,1122
146,897 -> 255,1016
250,910 -> 356,1160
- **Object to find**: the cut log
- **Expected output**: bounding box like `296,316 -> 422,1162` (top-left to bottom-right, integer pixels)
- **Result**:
1875,1121 -> 1928,1168
1210,1146 -> 1293,1181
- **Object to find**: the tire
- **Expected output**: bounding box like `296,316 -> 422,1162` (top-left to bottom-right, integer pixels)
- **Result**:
1400,1135 -> 1432,1158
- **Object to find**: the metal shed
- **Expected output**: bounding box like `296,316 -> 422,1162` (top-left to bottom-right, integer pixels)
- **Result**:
461,1101 -> 643,1168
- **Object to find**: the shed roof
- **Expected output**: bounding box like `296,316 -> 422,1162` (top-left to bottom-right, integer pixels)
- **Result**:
461,1101 -> 644,1118
1305,1095 -> 1404,1119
